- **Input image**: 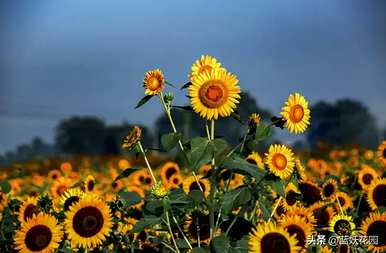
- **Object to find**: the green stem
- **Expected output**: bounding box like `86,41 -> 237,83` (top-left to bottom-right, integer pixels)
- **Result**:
268,196 -> 282,222
355,193 -> 363,217
209,119 -> 216,239
138,141 -> 157,184
171,214 -> 193,249
165,210 -> 180,253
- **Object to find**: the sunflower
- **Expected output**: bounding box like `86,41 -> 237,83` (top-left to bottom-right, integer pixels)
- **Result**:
298,180 -> 322,206
295,158 -> 307,180
282,183 -> 301,211
249,221 -> 300,253
367,178 -> 386,210
363,150 -> 374,160
130,169 -> 153,190
377,141 -> 386,167
360,212 -> 386,253
280,93 -> 311,134
47,170 -> 61,181
279,215 -> 314,249
18,197 -> 39,224
160,162 -> 180,185
246,151 -> 265,169
184,212 -> 212,244
190,55 -> 224,79
182,176 -> 210,197
50,177 -> 72,199
15,213 -> 63,253
168,174 -> 182,188
334,192 -> 353,211
58,188 -> 84,212
60,162 -> 72,174
310,203 -> 334,228
357,165 -> 379,191
286,206 -> 316,225
122,126 -> 142,150
64,196 -> 112,249
189,68 -> 240,120
329,214 -> 355,236
143,69 -> 165,96
265,144 -> 295,180
321,179 -> 338,200
249,113 -> 261,126
84,175 -> 96,192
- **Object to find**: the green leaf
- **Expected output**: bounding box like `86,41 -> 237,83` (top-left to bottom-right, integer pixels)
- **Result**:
254,124 -> 271,142
231,112 -> 242,123
191,247 -> 210,253
189,189 -> 204,203
161,132 -> 182,151
118,191 -> 142,206
113,167 -> 139,183
259,200 -> 271,220
180,82 -> 192,90
135,95 -> 153,109
212,234 -> 230,252
271,181 -> 285,197
176,238 -> 190,249
222,187 -> 251,214
132,216 -> 161,233
0,180 -> 11,194
221,154 -> 266,181
187,137 -> 213,171
210,138 -> 228,160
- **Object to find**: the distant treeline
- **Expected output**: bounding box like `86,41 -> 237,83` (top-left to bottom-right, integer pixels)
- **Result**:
0,92 -> 384,166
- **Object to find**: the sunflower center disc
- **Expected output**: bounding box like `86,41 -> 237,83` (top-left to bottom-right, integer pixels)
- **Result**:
273,154 -> 287,170
286,225 -> 306,247
323,184 -> 335,197
373,185 -> 386,207
383,149 -> 386,158
199,81 -> 227,108
25,225 -> 52,251
367,221 -> 386,246
24,204 -> 38,222
362,174 -> 373,185
73,206 -> 104,237
289,104 -> 304,123
149,78 -> 160,90
261,232 -> 291,253
165,167 -> 177,180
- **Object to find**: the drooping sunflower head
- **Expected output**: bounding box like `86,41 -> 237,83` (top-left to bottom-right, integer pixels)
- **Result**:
329,214 -> 355,236
280,93 -> 311,134
246,151 -> 265,169
15,212 -> 63,253
64,196 -> 113,249
360,212 -> 386,253
122,126 -> 142,150
358,165 -> 379,191
377,141 -> 386,167
279,214 -> 314,249
189,68 -> 241,120
160,162 -> 180,184
310,203 -> 335,228
294,158 -> 307,180
84,175 -> 96,192
58,188 -> 84,212
18,196 -> 39,224
298,179 -> 322,206
143,69 -> 165,96
190,55 -> 224,80
182,176 -> 210,197
249,221 -> 300,253
283,183 -> 301,211
367,178 -> 386,210
265,144 -> 295,180
321,179 -> 338,200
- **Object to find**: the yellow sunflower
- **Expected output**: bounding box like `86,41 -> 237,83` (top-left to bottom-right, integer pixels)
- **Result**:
249,113 -> 261,126
358,165 -> 379,191
143,69 -> 165,96
282,183 -> 301,211
190,55 -> 225,80
360,212 -> 386,253
18,197 -> 39,224
168,174 -> 182,188
329,214 -> 355,236
321,179 -> 338,200
265,144 -> 295,180
60,162 -> 72,174
58,188 -> 84,212
334,192 -> 353,211
84,175 -> 96,193
122,126 -> 142,150
182,176 -> 210,197
363,150 -> 374,160
246,151 -> 265,169
184,212 -> 212,244
287,206 -> 316,225
309,202 -> 334,228
280,93 -> 311,134
377,141 -> 386,167
295,158 -> 307,180
160,162 -> 180,185
367,178 -> 386,210
279,214 -> 314,250
189,68 -> 240,120
64,196 -> 113,249
15,213 -> 63,253
50,177 -> 72,198
47,169 -> 61,182
249,221 -> 300,253
298,179 -> 322,206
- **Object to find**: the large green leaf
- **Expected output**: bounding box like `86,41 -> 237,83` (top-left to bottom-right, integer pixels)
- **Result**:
135,95 -> 153,109
113,167 -> 139,183
212,235 -> 230,252
118,191 -> 142,207
0,180 -> 11,194
187,137 -> 213,171
222,187 -> 251,214
132,216 -> 161,233
161,132 -> 182,151
254,124 -> 271,142
221,154 -> 266,181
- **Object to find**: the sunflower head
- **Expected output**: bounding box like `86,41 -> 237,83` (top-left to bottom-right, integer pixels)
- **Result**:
18,196 -> 39,223
143,69 -> 165,96
280,93 -> 311,134
190,55 -> 224,80
246,151 -> 265,169
249,113 -> 261,126
377,141 -> 386,167
160,162 -> 180,184
122,126 -> 142,150
58,188 -> 84,212
151,181 -> 169,199
15,212 -> 63,253
321,179 -> 338,200
265,144 -> 295,180
367,178 -> 386,210
85,175 -> 96,192
182,176 -> 210,197
360,212 -> 386,253
189,68 -> 241,120
298,180 -> 322,206
279,214 -> 314,249
249,221 -> 301,253
329,214 -> 355,236
168,174 -> 182,188
184,212 -> 212,244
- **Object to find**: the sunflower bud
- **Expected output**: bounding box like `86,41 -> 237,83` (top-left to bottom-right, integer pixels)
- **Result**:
151,182 -> 168,199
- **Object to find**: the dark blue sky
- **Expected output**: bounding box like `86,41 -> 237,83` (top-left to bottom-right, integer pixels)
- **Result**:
1,0 -> 386,153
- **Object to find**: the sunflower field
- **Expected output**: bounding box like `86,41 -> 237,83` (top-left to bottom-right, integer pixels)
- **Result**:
0,56 -> 385,253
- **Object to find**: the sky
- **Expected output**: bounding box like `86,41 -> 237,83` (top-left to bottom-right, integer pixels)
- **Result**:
0,0 -> 386,153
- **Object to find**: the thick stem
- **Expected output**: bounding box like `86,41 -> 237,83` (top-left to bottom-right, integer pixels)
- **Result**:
138,141 -> 157,184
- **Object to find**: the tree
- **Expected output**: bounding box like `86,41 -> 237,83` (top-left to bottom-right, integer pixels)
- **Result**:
307,99 -> 379,149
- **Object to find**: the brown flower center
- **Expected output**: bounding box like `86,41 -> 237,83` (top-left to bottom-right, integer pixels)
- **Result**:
25,225 -> 52,251
87,180 -> 95,191
373,184 -> 386,207
383,149 -> 386,158
362,174 -> 374,185
24,204 -> 38,222
199,81 -> 228,108
323,183 -> 335,198
189,182 -> 206,193
285,225 -> 306,247
289,105 -> 304,123
367,221 -> 386,246
64,196 -> 80,211
246,158 -> 257,165
73,206 -> 104,237
165,167 -> 177,180
261,232 -> 291,253
272,154 -> 287,171
299,182 -> 321,206
333,220 -> 351,236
